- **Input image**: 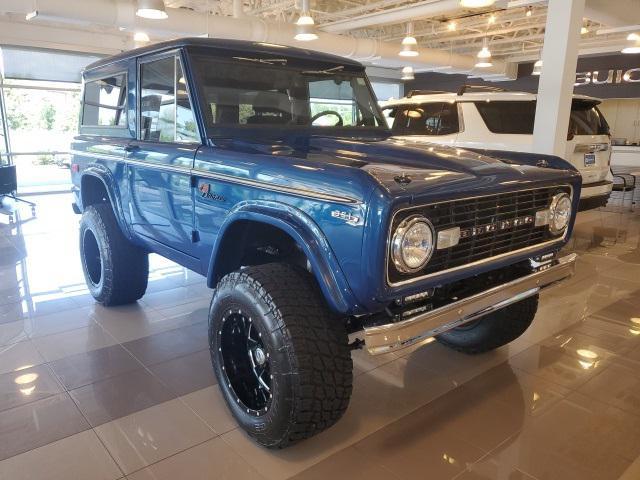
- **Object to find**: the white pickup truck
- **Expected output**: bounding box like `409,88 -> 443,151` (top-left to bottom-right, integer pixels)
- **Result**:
381,86 -> 613,210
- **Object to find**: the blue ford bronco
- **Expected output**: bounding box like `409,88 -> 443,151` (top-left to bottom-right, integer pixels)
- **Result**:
71,38 -> 579,448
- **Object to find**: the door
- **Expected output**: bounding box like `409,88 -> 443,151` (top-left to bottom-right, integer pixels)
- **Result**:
127,52 -> 201,260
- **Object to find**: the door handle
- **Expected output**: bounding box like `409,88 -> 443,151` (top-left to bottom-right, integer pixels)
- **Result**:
124,145 -> 140,153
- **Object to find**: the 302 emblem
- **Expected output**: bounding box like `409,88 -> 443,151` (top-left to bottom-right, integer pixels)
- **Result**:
199,183 -> 225,202
331,210 -> 360,225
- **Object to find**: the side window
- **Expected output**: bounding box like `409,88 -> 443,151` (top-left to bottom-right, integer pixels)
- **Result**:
390,102 -> 458,136
474,101 -> 536,134
140,55 -> 199,143
176,61 -> 199,142
82,74 -> 127,127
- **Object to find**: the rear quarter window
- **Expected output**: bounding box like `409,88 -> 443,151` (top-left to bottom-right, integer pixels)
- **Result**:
473,101 -> 536,134
81,74 -> 127,128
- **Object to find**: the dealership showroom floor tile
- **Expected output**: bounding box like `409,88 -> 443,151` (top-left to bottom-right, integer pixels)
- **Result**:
0,194 -> 639,480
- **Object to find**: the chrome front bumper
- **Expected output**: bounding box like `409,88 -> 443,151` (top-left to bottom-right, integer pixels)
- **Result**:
365,253 -> 577,355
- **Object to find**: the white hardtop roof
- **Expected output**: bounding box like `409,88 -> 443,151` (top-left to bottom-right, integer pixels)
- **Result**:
381,91 -> 601,106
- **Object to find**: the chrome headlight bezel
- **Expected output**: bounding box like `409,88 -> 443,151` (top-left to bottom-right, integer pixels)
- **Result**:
391,215 -> 435,273
549,192 -> 572,235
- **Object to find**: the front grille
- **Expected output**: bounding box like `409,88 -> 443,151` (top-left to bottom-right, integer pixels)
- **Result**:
388,185 -> 571,284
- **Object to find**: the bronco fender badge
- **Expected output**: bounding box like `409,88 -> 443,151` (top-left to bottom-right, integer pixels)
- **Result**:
331,210 -> 360,226
199,183 -> 225,202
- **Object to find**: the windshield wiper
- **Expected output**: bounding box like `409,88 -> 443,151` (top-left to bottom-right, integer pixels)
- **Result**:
301,65 -> 345,75
232,57 -> 288,65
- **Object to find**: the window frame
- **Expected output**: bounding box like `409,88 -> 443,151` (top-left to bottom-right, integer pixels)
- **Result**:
81,72 -> 128,129
136,50 -> 201,145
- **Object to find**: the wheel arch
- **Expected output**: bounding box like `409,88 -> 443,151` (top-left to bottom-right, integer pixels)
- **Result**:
80,166 -> 132,239
207,201 -> 357,314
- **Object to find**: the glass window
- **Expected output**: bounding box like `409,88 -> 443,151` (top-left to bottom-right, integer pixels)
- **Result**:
190,55 -> 386,134
371,81 -> 401,102
176,61 -> 199,142
140,56 -> 199,143
82,74 -> 127,127
474,101 -> 536,134
386,102 -> 459,136
569,101 -> 609,136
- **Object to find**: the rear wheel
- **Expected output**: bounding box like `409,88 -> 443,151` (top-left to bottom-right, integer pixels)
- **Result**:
79,204 -> 148,306
436,295 -> 538,354
208,263 -> 352,448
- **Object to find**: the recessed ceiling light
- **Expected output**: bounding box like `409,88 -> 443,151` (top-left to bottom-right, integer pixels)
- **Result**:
399,22 -> 419,57
134,32 -> 150,42
136,0 -> 168,20
622,32 -> 640,53
475,38 -> 492,68
460,0 -> 495,8
401,66 -> 415,81
294,0 -> 318,41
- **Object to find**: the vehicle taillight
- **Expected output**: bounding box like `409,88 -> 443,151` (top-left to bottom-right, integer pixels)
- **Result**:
71,164 -> 80,173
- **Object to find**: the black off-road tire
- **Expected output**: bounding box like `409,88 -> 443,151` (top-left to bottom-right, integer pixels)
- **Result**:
208,263 -> 353,448
79,203 -> 148,306
436,295 -> 538,354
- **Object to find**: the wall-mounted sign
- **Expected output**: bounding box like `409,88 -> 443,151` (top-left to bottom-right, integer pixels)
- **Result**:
575,67 -> 640,86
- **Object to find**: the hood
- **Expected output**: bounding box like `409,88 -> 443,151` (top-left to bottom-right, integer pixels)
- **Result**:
211,134 -> 579,203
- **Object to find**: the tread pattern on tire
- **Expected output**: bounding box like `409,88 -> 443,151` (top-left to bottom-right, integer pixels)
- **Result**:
436,295 -> 538,355
214,263 -> 353,448
81,204 -> 148,306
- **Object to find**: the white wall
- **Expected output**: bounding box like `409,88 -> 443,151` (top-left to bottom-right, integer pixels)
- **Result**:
598,99 -> 640,144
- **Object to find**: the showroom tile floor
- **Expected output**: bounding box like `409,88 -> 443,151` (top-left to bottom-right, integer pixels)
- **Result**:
0,193 -> 639,479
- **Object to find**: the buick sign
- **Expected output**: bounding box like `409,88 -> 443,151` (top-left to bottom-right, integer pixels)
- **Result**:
575,67 -> 640,86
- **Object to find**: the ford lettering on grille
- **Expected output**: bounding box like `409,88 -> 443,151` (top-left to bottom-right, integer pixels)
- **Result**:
459,214 -> 535,239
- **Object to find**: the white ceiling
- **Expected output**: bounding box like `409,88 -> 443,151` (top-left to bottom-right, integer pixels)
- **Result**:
0,0 -> 638,79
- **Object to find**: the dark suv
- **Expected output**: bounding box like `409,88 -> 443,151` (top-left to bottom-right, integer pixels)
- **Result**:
71,38 -> 580,448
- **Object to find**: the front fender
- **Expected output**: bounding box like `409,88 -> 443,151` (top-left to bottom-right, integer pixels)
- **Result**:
207,200 -> 358,315
80,165 -> 132,239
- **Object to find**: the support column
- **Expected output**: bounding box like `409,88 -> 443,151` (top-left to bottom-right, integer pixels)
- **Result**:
532,0 -> 585,157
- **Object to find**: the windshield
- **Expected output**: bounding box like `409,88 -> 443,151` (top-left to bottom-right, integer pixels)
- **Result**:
189,55 -> 387,136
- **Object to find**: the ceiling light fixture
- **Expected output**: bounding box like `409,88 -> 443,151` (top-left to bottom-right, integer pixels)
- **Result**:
401,66 -> 415,81
460,0 -> 496,8
136,0 -> 168,19
622,32 -> 640,53
134,31 -> 150,42
294,0 -> 318,41
475,37 -> 492,68
25,10 -> 38,20
399,22 -> 419,57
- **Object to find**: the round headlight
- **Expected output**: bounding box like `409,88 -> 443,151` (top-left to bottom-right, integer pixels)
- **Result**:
549,192 -> 572,234
391,216 -> 435,273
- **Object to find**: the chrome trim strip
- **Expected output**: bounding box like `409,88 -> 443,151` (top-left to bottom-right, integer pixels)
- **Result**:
128,158 -> 191,175
192,169 -> 361,205
70,150 -> 124,163
70,150 -> 360,205
385,184 -> 574,287
366,253 -> 577,355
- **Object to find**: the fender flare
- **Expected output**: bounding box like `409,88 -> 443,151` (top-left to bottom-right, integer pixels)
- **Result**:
207,200 -> 357,315
80,164 -> 132,239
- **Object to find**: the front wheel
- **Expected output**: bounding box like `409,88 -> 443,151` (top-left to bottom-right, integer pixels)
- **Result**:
208,263 -> 353,448
436,295 -> 538,354
79,204 -> 149,306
